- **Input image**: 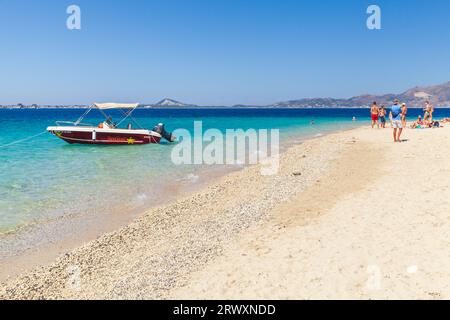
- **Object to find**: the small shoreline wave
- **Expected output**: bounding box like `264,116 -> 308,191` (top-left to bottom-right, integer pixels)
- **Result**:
178,173 -> 200,183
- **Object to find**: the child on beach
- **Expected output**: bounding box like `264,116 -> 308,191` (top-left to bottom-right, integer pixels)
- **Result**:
379,106 -> 387,128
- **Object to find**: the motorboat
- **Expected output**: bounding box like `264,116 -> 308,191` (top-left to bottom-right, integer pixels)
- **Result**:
47,103 -> 175,145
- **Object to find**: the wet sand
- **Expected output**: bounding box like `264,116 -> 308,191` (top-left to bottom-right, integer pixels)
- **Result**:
1,125 -> 449,299
0,164 -> 239,282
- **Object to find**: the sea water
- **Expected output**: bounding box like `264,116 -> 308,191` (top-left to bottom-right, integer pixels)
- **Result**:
0,108 -> 446,233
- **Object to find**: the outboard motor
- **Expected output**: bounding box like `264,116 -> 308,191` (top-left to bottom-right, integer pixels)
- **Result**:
152,123 -> 175,142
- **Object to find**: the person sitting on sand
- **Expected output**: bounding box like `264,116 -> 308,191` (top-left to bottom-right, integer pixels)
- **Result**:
410,115 -> 424,129
391,99 -> 406,142
371,102 -> 379,129
431,120 -> 441,128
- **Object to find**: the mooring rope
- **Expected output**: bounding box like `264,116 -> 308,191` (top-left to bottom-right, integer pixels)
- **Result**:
0,131 -> 48,149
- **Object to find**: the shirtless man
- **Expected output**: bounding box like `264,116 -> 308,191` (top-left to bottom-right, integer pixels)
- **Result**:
371,102 -> 379,129
423,101 -> 433,123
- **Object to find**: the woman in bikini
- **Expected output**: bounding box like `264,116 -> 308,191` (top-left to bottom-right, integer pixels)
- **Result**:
410,115 -> 424,129
423,101 -> 432,123
401,103 -> 408,128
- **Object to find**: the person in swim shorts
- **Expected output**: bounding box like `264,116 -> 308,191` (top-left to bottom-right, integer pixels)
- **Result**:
371,102 -> 379,128
391,99 -> 406,142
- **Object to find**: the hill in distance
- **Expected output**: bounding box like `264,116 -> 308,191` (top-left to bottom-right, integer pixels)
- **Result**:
3,82 -> 450,109
147,81 -> 450,108
270,81 -> 450,108
148,98 -> 195,108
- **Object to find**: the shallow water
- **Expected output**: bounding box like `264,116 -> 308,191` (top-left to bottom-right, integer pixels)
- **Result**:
0,107 -> 447,233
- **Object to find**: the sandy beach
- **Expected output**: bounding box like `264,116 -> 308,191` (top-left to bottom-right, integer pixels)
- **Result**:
1,124 -> 449,300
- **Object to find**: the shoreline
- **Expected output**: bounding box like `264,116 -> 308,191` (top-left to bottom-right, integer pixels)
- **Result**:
0,163 -> 242,282
172,125 -> 450,300
0,125 -> 362,298
1,107 -> 450,111
2,124 -> 449,299
0,124 -> 358,282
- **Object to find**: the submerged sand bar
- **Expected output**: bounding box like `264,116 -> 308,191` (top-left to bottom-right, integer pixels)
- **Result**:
1,126 -> 449,299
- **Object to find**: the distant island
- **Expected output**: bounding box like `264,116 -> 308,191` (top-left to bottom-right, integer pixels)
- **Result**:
2,81 -> 450,109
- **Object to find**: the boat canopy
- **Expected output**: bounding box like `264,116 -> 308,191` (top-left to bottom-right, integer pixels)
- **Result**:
94,103 -> 139,110
67,102 -> 141,127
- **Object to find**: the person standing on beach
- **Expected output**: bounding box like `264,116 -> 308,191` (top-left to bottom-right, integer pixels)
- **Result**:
429,102 -> 435,122
379,106 -> 387,128
391,99 -> 406,142
424,101 -> 432,123
371,102 -> 379,128
401,103 -> 408,128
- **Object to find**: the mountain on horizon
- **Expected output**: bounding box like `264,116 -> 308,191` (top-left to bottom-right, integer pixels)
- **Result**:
152,98 -> 194,107
270,81 -> 450,108
148,81 -> 450,108
3,82 -> 450,109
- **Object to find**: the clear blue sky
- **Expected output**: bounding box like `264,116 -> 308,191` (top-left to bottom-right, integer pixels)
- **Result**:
1,0 -> 450,105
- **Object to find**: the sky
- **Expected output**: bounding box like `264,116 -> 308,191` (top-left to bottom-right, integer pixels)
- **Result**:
1,0 -> 450,105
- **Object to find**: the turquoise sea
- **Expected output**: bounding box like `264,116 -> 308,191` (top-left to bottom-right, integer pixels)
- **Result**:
0,107 -> 446,234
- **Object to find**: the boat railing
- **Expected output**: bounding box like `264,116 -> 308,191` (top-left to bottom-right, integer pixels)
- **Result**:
55,121 -> 94,127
